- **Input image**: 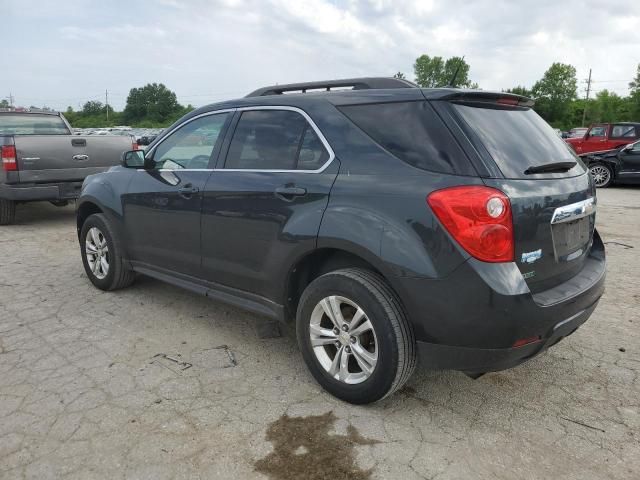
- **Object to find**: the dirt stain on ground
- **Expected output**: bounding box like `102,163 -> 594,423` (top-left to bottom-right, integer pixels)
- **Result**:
255,411 -> 379,480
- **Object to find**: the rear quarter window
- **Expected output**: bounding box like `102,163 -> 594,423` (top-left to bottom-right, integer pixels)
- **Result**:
338,101 -> 474,175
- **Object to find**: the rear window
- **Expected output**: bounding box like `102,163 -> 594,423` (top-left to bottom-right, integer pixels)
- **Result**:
338,101 -> 473,175
452,104 -> 583,179
0,114 -> 69,135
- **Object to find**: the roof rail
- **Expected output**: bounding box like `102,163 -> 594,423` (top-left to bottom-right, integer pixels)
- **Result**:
245,77 -> 418,97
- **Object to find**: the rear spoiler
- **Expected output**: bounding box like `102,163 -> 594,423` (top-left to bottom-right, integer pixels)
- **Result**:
437,91 -> 535,108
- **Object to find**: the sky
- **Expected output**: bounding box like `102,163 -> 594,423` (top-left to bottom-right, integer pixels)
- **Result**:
3,0 -> 639,111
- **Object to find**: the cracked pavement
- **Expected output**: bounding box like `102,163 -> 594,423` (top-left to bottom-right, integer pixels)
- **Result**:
1,187 -> 639,479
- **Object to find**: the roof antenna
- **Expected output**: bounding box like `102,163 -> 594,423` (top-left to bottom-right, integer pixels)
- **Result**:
447,56 -> 465,88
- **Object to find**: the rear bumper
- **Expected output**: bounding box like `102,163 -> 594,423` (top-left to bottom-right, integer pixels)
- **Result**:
392,231 -> 606,373
0,182 -> 83,201
416,298 -> 599,372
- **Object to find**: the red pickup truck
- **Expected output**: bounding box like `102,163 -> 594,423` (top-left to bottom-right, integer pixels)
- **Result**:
565,123 -> 640,155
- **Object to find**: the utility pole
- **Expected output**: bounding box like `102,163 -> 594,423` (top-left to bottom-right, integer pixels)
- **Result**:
581,69 -> 592,127
105,89 -> 109,123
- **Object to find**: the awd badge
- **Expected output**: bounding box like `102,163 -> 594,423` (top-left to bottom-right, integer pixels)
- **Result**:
521,249 -> 542,264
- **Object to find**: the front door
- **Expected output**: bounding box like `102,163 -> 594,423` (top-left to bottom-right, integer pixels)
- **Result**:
201,107 -> 338,304
122,111 -> 232,276
583,124 -> 608,153
618,141 -> 640,183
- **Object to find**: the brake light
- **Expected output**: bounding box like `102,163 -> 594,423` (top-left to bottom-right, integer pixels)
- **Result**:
1,145 -> 17,171
496,97 -> 519,106
427,186 -> 514,263
132,141 -> 139,151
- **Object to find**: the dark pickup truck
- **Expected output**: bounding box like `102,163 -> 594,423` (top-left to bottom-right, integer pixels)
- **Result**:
1,109 -> 136,224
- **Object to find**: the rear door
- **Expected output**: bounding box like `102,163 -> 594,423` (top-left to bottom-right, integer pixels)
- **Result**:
609,124 -> 639,150
122,111 -> 232,276
200,107 -> 338,303
446,100 -> 595,292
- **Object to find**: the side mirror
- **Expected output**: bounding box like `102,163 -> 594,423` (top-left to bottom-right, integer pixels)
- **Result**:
623,144 -> 634,152
121,150 -> 145,168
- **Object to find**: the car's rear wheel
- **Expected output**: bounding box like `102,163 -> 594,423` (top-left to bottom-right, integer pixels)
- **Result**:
80,213 -> 135,291
296,268 -> 416,404
589,163 -> 613,188
0,199 -> 16,225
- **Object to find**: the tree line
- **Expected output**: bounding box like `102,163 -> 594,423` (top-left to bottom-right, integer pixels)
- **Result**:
399,56 -> 640,131
62,83 -> 194,128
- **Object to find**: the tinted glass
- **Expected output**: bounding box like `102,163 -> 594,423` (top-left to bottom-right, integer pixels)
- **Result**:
0,114 -> 69,135
225,110 -> 328,170
611,125 -> 636,138
452,103 -> 584,179
338,101 -> 470,174
152,113 -> 229,170
589,126 -> 606,137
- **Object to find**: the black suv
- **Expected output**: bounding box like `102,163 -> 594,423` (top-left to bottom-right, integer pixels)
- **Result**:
76,78 -> 606,404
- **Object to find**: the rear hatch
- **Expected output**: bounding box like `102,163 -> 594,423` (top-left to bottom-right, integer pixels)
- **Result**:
440,94 -> 596,293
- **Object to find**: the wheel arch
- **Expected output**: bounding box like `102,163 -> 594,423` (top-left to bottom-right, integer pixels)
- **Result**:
284,246 -> 401,321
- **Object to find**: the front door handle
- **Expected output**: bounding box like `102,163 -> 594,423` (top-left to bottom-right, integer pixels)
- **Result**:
275,186 -> 307,201
178,183 -> 199,198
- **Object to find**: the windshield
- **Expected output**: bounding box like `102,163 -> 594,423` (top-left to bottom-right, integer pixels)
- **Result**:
452,103 -> 584,179
0,114 -> 69,135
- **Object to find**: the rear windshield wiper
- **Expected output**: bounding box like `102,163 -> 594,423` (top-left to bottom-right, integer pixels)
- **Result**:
524,161 -> 577,175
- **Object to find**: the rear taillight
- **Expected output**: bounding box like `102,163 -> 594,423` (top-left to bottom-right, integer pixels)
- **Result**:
427,186 -> 514,263
1,145 -> 17,171
132,141 -> 139,151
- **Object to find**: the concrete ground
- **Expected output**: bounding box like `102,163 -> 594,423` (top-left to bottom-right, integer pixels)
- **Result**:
0,187 -> 638,480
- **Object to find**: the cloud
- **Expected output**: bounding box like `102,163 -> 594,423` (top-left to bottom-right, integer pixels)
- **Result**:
4,0 -> 639,110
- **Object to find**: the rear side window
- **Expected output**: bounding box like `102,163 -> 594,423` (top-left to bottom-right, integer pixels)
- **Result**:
452,103 -> 584,179
338,101 -> 471,174
0,114 -> 69,135
611,125 -> 637,138
225,110 -> 329,170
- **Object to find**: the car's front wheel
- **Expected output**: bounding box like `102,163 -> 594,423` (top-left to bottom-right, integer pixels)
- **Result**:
589,163 -> 613,188
296,268 -> 416,404
80,213 -> 135,291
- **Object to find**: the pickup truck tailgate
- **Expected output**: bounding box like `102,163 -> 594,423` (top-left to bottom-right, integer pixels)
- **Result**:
14,135 -> 132,183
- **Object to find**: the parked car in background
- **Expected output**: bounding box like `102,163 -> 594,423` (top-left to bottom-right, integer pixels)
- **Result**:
76,78 -> 605,404
0,109 -> 137,225
584,140 -> 640,187
567,127 -> 588,138
565,123 -> 640,155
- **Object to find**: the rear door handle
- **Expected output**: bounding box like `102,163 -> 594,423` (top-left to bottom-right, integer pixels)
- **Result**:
275,186 -> 307,201
178,184 -> 199,198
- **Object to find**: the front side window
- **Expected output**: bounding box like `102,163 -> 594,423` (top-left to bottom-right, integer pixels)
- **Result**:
225,110 -> 329,170
611,125 -> 637,139
589,126 -> 606,137
152,113 -> 229,170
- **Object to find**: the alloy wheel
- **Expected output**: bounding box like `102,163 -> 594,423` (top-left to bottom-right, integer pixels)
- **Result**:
590,165 -> 610,187
85,227 -> 109,280
309,295 -> 378,384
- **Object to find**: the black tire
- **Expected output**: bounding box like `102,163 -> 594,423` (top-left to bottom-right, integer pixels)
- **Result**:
0,199 -> 16,225
589,162 -> 613,188
296,268 -> 416,404
80,213 -> 135,291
